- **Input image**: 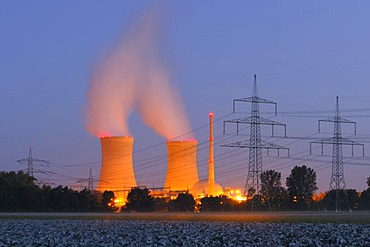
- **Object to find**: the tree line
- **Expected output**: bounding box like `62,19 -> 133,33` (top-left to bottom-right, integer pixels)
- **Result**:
0,171 -> 110,212
124,165 -> 370,212
1,166 -> 369,212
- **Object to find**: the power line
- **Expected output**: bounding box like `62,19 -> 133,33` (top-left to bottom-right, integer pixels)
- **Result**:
257,60 -> 370,76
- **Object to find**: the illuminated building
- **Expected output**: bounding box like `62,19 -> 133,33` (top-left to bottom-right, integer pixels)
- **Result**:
224,187 -> 247,202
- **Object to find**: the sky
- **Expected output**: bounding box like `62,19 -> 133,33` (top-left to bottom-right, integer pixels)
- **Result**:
1,1 -> 370,193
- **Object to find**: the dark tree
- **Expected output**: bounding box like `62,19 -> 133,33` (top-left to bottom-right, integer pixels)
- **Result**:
286,165 -> 318,210
358,188 -> 370,210
126,187 -> 155,212
0,170 -> 106,212
200,196 -> 222,212
18,185 -> 42,211
260,170 -> 287,210
168,193 -> 195,212
367,175 -> 370,188
0,171 -> 41,212
76,189 -> 101,212
102,190 -> 117,211
154,197 -> 168,212
219,196 -> 239,211
177,193 -> 195,212
322,189 -> 359,211
45,186 -> 79,212
246,194 -> 266,211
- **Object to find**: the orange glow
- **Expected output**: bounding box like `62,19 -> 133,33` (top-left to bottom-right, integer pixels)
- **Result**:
164,141 -> 199,191
97,136 -> 136,206
209,112 -> 214,116
225,187 -> 246,202
235,196 -> 247,202
313,192 -> 325,202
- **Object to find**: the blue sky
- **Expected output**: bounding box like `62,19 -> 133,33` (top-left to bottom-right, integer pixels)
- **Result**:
1,1 -> 370,192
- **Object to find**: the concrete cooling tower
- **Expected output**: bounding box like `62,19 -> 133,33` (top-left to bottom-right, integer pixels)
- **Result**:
97,136 -> 136,205
164,140 -> 199,191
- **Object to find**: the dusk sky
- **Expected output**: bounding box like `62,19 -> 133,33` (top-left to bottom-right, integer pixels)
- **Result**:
1,1 -> 370,193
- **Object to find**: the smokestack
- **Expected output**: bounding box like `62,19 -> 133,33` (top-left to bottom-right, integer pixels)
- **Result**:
189,112 -> 223,198
164,140 -> 199,191
97,136 -> 136,205
208,112 -> 215,196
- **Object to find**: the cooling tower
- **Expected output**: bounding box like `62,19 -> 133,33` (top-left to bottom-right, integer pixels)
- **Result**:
164,140 -> 199,191
97,136 -> 136,205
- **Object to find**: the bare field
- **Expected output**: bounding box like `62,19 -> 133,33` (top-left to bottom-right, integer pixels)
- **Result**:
1,211 -> 370,224
1,213 -> 370,246
1,216 -> 369,246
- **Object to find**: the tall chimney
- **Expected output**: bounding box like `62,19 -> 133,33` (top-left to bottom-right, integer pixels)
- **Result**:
208,112 -> 215,196
164,140 -> 199,191
97,136 -> 136,205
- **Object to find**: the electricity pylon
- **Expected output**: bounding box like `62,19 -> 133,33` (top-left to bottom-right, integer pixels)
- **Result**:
221,74 -> 289,199
310,97 -> 364,212
88,168 -> 94,191
77,168 -> 97,191
17,148 -> 49,177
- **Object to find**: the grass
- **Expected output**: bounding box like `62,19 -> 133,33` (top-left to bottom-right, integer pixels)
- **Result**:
1,211 -> 370,224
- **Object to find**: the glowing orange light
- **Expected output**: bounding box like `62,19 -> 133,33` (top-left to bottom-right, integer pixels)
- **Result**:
100,135 -> 117,139
235,196 -> 246,201
209,112 -> 214,116
226,187 -> 246,202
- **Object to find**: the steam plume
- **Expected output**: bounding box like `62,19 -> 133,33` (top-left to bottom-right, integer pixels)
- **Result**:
86,7 -> 193,140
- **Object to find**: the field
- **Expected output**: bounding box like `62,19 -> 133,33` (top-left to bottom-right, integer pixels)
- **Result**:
1,211 -> 370,224
1,212 -> 369,246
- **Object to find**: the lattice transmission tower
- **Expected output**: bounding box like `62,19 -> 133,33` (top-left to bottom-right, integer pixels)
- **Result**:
76,168 -> 97,191
17,148 -> 49,177
88,168 -> 94,191
310,97 -> 364,212
221,75 -> 289,198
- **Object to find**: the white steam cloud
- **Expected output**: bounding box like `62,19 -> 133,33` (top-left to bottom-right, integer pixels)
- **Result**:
86,7 -> 193,140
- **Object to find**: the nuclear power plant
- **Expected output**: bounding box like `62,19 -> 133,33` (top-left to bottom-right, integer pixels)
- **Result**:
96,136 -> 136,205
95,113 -> 229,202
96,137 -> 203,202
87,7 -> 241,204
164,140 -> 199,191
